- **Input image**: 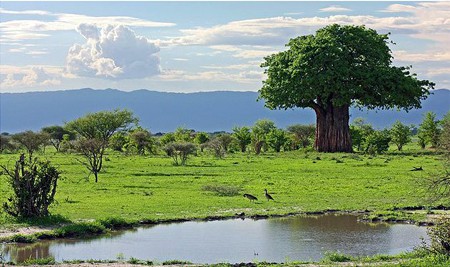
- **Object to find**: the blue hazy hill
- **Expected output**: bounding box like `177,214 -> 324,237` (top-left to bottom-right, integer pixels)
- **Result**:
1,88 -> 449,133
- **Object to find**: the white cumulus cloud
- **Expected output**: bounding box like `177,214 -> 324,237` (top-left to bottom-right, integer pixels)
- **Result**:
319,5 -> 352,13
66,24 -> 161,79
0,66 -> 61,88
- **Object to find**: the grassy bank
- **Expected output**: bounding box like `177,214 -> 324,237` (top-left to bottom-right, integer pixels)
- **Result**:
0,146 -> 447,229
5,250 -> 450,266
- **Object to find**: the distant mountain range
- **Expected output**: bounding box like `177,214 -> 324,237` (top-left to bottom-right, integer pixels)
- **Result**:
1,88 -> 449,133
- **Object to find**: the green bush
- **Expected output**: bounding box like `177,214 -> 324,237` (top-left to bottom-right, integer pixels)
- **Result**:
363,130 -> 391,155
1,156 -> 60,218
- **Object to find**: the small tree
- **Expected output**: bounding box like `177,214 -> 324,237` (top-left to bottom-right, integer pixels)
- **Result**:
194,132 -> 210,152
286,124 -> 315,149
160,132 -> 176,146
1,155 -> 60,218
417,132 -> 427,149
419,112 -> 441,148
59,134 -> 75,153
174,127 -> 194,142
390,120 -> 411,151
350,118 -> 374,151
206,138 -> 226,158
12,131 -> 50,161
252,119 -> 276,154
164,142 -> 197,166
66,109 -> 137,182
109,132 -> 127,152
217,133 -> 233,152
232,126 -> 252,152
41,126 -> 75,152
74,138 -> 105,182
267,128 -> 288,152
0,135 -> 17,153
129,128 -> 154,155
363,130 -> 391,155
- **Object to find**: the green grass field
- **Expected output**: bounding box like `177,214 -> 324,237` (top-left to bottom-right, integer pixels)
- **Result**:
1,144 -> 446,226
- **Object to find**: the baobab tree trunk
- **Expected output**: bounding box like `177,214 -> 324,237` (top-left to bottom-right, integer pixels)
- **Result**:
313,104 -> 352,153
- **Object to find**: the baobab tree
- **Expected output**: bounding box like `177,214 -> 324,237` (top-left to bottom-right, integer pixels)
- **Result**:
260,24 -> 434,152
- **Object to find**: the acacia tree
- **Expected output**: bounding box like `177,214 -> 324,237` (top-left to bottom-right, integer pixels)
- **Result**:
260,24 -> 434,152
286,124 -> 315,149
42,125 -> 75,152
12,131 -> 50,161
66,109 -> 136,182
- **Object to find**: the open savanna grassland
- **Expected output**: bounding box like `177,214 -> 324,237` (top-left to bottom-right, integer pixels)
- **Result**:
0,146 -> 446,225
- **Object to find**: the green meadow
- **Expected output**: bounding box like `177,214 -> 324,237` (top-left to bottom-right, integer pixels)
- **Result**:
0,144 -> 445,226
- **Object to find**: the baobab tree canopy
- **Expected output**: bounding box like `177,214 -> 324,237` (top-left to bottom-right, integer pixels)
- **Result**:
260,24 -> 434,152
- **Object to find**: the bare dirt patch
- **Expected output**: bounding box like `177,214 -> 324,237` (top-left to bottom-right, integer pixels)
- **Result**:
0,225 -> 54,239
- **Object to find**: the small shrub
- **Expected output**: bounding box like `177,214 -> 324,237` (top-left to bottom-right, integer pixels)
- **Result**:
116,252 -> 126,261
202,184 -> 241,196
128,257 -> 141,264
428,217 -> 450,254
162,260 -> 192,265
1,156 -> 60,218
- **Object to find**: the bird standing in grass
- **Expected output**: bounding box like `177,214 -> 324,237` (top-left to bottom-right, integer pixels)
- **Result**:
264,189 -> 274,201
243,193 -> 258,202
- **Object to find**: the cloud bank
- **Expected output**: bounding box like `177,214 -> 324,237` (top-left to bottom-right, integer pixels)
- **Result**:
66,24 -> 161,79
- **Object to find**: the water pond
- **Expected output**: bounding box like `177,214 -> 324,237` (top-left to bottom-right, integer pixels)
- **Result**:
2,214 -> 428,263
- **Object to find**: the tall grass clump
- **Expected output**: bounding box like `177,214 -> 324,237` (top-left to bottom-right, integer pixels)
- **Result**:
22,257 -> 56,265
202,184 -> 241,196
321,251 -> 353,262
99,217 -> 133,229
54,221 -> 106,237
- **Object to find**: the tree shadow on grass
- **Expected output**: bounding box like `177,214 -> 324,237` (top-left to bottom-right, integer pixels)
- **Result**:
15,214 -> 71,226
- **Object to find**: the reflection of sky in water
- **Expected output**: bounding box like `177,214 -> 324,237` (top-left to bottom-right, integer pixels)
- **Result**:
4,215 -> 429,263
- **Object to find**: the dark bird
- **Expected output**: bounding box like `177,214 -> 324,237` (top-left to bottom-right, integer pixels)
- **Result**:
264,189 -> 274,201
243,193 -> 258,202
411,166 -> 423,171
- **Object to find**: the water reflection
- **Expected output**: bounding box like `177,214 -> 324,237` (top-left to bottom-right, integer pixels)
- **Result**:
3,214 -> 428,263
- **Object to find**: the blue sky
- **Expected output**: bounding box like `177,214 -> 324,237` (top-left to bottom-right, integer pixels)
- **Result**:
1,1 -> 449,93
